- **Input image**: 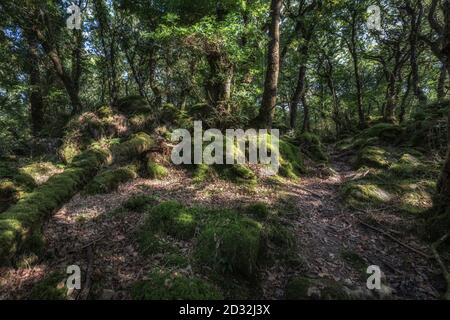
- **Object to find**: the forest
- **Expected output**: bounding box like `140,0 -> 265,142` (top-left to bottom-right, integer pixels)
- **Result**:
0,0 -> 449,301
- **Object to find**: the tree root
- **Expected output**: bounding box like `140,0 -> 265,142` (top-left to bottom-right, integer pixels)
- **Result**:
431,234 -> 450,300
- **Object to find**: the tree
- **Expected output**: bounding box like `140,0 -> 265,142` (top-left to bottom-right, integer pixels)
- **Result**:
254,0 -> 282,128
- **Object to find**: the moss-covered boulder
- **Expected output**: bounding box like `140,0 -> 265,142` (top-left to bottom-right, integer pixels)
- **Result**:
357,146 -> 390,169
195,212 -> 262,278
286,276 -> 350,300
84,165 -> 139,195
221,164 -> 257,185
389,153 -> 427,178
131,271 -> 223,300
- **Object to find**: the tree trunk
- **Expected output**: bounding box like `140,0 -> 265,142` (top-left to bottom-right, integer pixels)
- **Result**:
349,10 -> 366,128
290,64 -> 307,129
24,32 -> 44,136
408,1 -> 427,104
255,0 -> 282,128
384,73 -> 398,122
205,51 -> 233,109
438,63 -> 447,101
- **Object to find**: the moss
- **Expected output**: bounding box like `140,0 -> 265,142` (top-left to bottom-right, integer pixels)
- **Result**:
117,95 -> 151,115
19,162 -> 62,185
195,211 -> 262,279
0,136 -> 154,263
264,219 -> 295,250
357,146 -> 390,169
342,182 -> 393,208
131,271 -> 223,300
147,160 -> 168,179
163,253 -> 190,268
29,272 -> 67,300
122,194 -> 158,212
221,164 -> 257,186
0,180 -> 18,213
278,139 -> 305,178
297,132 -> 328,163
358,123 -> 404,142
136,232 -> 174,256
389,153 -> 429,178
192,163 -> 212,183
286,276 -> 349,300
143,201 -> 198,240
244,202 -> 270,220
84,165 -> 138,195
110,132 -> 154,162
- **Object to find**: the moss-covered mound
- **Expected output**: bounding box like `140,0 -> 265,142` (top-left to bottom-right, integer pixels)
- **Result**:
244,202 -> 270,220
297,132 -> 328,163
0,180 -> 19,213
0,133 -> 155,264
84,165 -> 139,195
195,211 -> 262,279
286,276 -> 350,300
139,201 -> 198,241
357,123 -> 404,143
131,271 -> 223,300
357,146 -> 390,169
122,194 -> 158,213
147,160 -> 168,179
117,95 -> 152,115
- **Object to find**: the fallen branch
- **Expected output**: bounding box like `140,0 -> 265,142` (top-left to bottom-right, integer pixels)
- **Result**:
431,234 -> 450,300
355,216 -> 431,259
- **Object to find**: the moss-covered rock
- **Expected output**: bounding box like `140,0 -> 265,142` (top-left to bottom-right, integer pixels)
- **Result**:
286,276 -> 350,300
84,165 -> 139,195
131,271 -> 223,300
147,160 -> 168,179
358,123 -> 404,143
192,164 -> 213,183
195,211 -> 262,278
357,146 -> 390,169
342,181 -> 393,208
297,132 -> 328,163
29,272 -> 68,300
117,95 -> 152,115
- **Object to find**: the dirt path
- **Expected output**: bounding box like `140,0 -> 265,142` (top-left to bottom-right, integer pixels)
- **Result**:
0,150 -> 443,299
261,149 -> 442,299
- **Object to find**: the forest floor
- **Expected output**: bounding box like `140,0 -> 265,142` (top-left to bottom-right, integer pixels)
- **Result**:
0,147 -> 444,299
